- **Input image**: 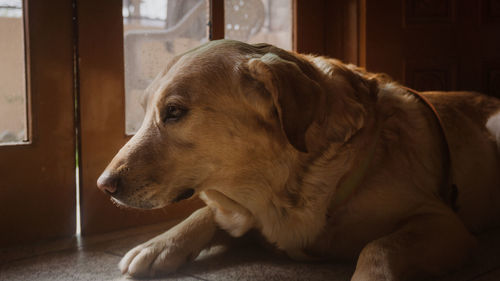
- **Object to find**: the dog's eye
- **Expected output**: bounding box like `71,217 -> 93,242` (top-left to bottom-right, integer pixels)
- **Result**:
163,105 -> 187,123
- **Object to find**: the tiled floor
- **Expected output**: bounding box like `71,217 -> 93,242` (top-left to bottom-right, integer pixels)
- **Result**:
1,221 -> 500,281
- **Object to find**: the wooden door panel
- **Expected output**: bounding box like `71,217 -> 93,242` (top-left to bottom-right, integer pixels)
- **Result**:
483,60 -> 500,98
0,0 -> 76,246
481,0 -> 500,24
362,0 -> 500,94
403,0 -> 455,25
404,57 -> 458,91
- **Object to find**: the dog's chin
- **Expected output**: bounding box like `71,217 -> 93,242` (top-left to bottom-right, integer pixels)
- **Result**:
108,188 -> 196,209
110,197 -> 165,210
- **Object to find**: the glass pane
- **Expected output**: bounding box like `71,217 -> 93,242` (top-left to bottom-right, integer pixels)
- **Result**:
225,0 -> 292,50
123,0 -> 209,134
0,0 -> 27,144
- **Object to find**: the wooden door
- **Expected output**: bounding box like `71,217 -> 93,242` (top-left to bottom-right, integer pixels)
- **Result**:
0,0 -> 76,246
360,0 -> 500,96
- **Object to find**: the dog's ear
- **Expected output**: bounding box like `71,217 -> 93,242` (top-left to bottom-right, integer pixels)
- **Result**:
248,53 -> 324,153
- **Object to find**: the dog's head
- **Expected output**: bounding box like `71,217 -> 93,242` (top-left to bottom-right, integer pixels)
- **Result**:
96,40 -> 352,209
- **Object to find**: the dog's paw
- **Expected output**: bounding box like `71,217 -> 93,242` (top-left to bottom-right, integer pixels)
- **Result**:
118,238 -> 198,277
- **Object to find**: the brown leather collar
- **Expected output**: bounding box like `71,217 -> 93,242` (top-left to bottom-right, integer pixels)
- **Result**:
402,87 -> 459,211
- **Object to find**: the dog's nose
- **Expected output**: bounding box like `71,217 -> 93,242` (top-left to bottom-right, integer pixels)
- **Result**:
97,171 -> 120,195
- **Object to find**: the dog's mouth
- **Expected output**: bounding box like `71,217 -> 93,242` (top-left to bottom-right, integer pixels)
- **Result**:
110,197 -> 158,209
172,188 -> 195,203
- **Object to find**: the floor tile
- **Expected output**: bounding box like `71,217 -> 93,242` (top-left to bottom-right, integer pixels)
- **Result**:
0,221 -> 180,266
0,249 -> 122,281
179,244 -> 355,281
90,228 -> 169,257
78,219 -> 181,258
0,248 -> 199,281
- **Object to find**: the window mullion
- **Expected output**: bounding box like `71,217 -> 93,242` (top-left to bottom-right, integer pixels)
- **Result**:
210,0 -> 224,40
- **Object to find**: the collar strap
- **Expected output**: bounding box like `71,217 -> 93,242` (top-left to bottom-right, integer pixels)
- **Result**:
329,87 -> 458,211
401,87 -> 458,211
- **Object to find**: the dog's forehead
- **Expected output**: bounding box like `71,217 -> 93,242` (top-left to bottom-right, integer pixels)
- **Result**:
150,42 -> 257,103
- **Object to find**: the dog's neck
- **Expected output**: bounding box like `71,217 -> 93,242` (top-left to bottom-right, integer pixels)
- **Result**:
202,59 -> 386,255
252,82 -> 382,254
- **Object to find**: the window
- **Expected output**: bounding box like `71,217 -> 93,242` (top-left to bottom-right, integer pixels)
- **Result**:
123,0 -> 292,134
123,0 -> 209,134
0,0 -> 27,144
225,0 -> 292,50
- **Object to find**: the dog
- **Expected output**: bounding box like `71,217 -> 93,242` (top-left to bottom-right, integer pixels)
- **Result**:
97,40 -> 500,280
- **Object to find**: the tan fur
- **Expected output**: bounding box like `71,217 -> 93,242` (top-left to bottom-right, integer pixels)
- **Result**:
97,40 -> 500,280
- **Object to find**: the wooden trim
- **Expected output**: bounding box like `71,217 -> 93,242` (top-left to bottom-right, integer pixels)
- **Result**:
345,0 -> 360,64
294,0 -> 326,55
210,0 -> 224,40
294,0 -> 360,62
23,0 -> 32,143
292,0 -> 297,51
323,0 -> 360,64
358,0 -> 366,67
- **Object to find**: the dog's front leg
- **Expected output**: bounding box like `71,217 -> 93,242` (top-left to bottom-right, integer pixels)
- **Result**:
351,208 -> 476,281
119,206 -> 217,277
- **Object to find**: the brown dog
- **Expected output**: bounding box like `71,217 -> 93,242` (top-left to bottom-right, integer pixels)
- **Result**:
97,40 -> 500,280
